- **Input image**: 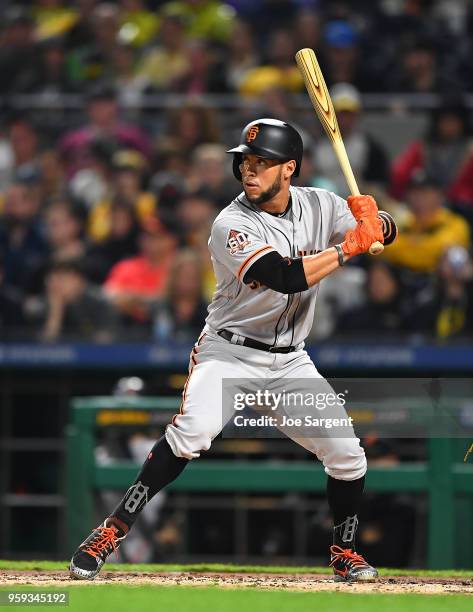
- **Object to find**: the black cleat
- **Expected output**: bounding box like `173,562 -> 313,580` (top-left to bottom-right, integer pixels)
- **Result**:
330,545 -> 378,582
69,518 -> 127,580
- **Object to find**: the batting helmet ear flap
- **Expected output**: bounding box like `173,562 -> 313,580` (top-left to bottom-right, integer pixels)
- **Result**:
232,153 -> 243,181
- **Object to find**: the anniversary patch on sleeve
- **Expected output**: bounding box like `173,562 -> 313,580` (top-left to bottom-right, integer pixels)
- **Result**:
226,229 -> 251,254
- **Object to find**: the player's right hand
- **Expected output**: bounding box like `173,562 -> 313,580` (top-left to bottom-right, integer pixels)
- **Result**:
342,216 -> 384,257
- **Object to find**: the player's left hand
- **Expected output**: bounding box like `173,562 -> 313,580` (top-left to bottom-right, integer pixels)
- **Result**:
342,215 -> 384,257
347,195 -> 379,221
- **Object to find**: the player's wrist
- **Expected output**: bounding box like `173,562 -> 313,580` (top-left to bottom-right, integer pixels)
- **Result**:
335,244 -> 348,265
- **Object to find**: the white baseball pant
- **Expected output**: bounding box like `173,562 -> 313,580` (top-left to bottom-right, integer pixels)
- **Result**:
165,330 -> 366,481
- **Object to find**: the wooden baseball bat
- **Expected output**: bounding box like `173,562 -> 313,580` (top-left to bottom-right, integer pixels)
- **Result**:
295,47 -> 384,255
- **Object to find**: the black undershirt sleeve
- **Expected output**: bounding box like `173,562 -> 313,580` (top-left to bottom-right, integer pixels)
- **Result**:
243,251 -> 309,294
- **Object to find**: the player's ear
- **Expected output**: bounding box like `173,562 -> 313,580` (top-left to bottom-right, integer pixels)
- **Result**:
283,160 -> 296,179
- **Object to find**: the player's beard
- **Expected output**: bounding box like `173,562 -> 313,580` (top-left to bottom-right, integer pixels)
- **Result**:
244,168 -> 282,206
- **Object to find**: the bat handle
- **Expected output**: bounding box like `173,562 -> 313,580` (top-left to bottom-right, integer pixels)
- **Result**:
343,168 -> 384,255
349,186 -> 384,256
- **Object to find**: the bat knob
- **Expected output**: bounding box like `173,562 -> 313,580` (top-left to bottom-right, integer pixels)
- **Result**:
369,241 -> 384,255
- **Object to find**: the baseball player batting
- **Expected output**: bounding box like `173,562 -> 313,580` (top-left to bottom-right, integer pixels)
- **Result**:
70,118 -> 394,582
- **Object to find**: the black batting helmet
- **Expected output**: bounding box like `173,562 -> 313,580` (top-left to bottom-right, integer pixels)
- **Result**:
227,118 -> 303,181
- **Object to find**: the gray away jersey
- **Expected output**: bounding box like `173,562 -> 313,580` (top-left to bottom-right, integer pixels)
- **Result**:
204,185 -> 356,347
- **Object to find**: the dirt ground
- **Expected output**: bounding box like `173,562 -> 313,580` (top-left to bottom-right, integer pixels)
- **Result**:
1,571 -> 472,595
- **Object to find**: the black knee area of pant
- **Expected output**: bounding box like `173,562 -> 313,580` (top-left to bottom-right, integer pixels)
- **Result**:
327,474 -> 365,526
113,436 -> 188,528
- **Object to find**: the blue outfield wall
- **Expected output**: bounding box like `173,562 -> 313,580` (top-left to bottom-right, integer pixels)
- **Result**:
0,341 -> 472,370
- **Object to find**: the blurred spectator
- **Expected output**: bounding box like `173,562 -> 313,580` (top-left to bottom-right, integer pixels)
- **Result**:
257,86 -> 295,125
137,25 -> 225,96
9,116 -> 41,175
371,0 -> 435,52
152,249 -> 208,342
32,0 -> 79,42
337,261 -> 411,337
413,246 -> 473,339
226,0 -> 298,31
88,148 -> 156,241
103,216 -> 178,323
39,259 -> 117,342
383,171 -> 470,274
321,20 -> 373,91
119,0 -> 159,48
294,150 -> 337,192
137,13 -> 189,92
225,19 -> 259,92
0,6 -> 36,93
39,149 -> 67,202
177,189 -> 218,301
14,37 -> 77,94
88,200 -> 141,282
161,103 -> 221,157
390,40 -> 462,94
0,180 -> 47,293
149,148 -> 188,224
177,190 -> 218,247
110,42 -> 151,110
293,9 -> 321,51
186,144 -> 237,209
175,39 -> 228,94
111,150 -> 153,215
67,2 -> 120,83
433,1 -> 469,37
44,198 -> 86,263
68,137 -> 115,209
65,0 -> 98,51
313,83 -> 389,197
59,83 -> 153,178
152,145 -> 189,185
160,0 -> 235,44
293,150 -> 315,188
0,116 -> 41,192
391,102 -> 473,207
239,28 -> 303,96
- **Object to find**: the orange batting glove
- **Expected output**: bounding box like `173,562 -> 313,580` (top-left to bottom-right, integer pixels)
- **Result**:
347,194 -> 379,221
342,216 -> 384,258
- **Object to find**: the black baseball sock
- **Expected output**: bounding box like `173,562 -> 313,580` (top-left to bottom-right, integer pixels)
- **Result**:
111,436 -> 188,530
326,474 -> 365,549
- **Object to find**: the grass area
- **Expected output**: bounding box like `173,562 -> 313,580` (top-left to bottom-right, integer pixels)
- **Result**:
1,559 -> 473,578
0,586 -> 472,612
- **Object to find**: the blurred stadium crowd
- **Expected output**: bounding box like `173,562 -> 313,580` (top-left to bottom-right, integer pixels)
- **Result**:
0,0 -> 472,343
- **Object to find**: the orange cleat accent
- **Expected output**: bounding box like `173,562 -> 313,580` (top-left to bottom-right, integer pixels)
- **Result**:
82,525 -> 122,560
70,518 -> 127,580
329,545 -> 378,582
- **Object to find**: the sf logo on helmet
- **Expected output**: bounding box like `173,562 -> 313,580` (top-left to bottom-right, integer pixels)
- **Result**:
246,126 -> 260,143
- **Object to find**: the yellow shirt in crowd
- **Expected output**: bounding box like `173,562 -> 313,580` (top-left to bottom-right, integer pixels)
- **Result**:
382,207 -> 470,273
88,193 -> 156,242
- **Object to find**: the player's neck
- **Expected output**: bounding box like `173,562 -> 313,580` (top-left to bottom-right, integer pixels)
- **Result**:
257,185 -> 291,215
